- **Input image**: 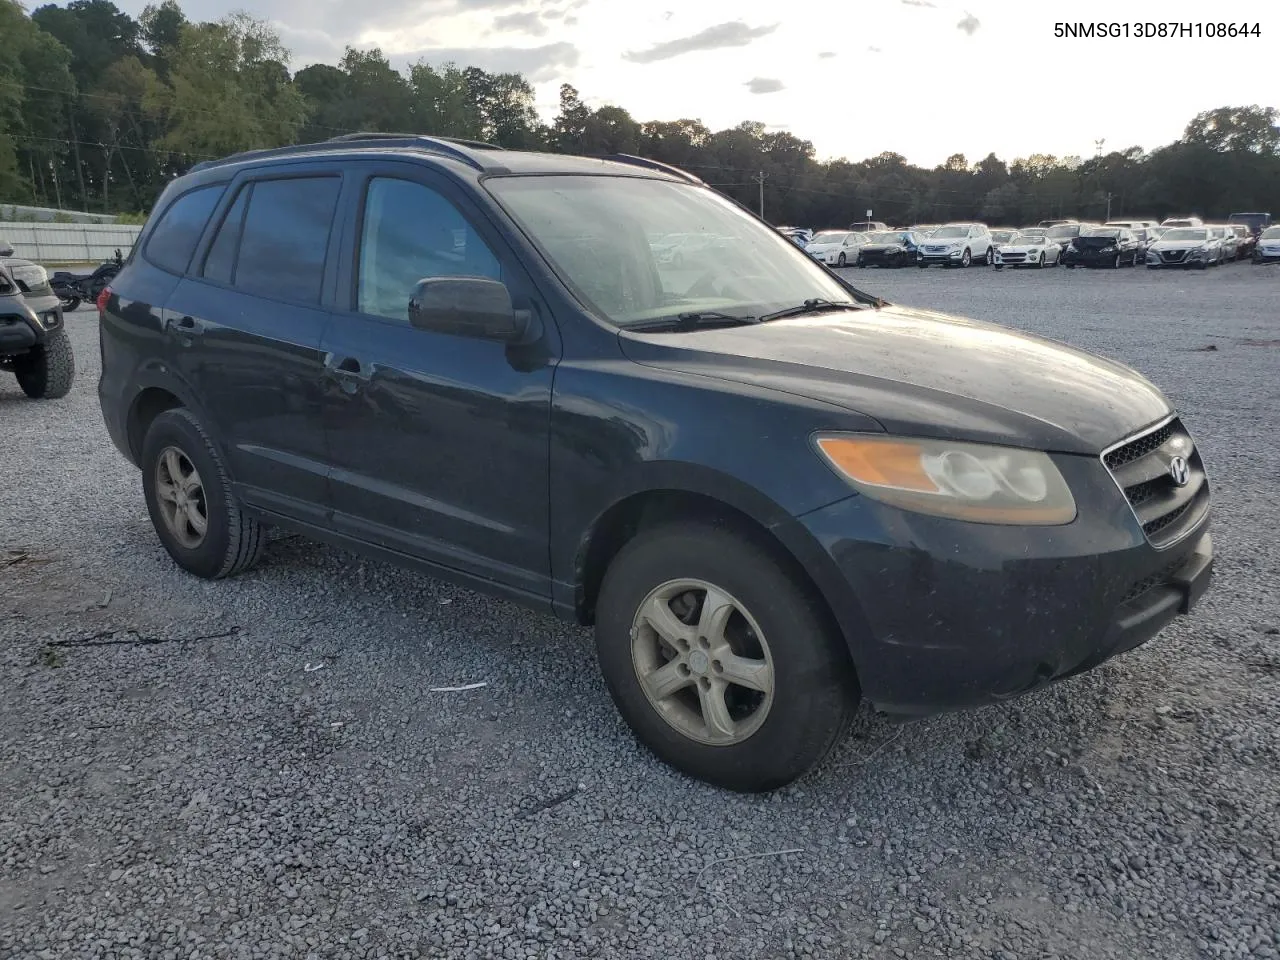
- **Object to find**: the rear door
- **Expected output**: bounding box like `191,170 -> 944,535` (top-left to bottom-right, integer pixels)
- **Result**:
163,163 -> 347,523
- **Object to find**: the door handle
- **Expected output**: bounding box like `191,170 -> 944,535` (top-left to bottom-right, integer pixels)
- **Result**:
324,353 -> 372,393
165,315 -> 203,344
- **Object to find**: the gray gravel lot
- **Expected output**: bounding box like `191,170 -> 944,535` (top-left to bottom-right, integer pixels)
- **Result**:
2,262 -> 1278,959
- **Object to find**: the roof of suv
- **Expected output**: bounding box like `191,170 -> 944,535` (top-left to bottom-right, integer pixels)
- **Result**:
187,133 -> 704,186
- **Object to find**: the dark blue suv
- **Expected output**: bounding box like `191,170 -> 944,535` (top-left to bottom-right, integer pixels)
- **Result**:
98,134 -> 1213,791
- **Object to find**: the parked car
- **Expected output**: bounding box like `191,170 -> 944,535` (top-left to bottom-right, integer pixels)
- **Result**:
805,230 -> 868,267
1043,221 -> 1099,251
1037,219 -> 1073,227
1063,227 -> 1142,268
854,230 -> 922,268
1160,216 -> 1203,227
0,252 -> 73,399
655,232 -> 734,268
916,222 -> 994,267
1145,226 -> 1219,269
1231,224 -> 1256,260
777,226 -> 813,246
96,135 -> 1214,792
1252,225 -> 1280,264
988,228 -> 1019,246
848,220 -> 889,233
993,234 -> 1062,269
1227,212 -> 1271,237
1016,226 -> 1049,239
1208,226 -> 1238,262
908,224 -> 941,236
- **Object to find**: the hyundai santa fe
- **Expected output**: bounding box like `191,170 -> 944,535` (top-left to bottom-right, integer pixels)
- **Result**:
97,135 -> 1214,792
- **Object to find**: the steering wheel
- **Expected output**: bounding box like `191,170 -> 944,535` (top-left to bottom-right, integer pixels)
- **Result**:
685,271 -> 774,299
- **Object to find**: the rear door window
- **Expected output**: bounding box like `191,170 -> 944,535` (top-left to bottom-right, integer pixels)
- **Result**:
144,184 -> 226,276
233,177 -> 341,304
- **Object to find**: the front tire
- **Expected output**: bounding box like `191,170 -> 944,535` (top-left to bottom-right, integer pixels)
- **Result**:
960,249 -> 972,267
984,248 -> 994,266
1035,253 -> 1045,269
141,408 -> 267,580
594,522 -> 857,792
14,327 -> 76,399
838,252 -> 847,267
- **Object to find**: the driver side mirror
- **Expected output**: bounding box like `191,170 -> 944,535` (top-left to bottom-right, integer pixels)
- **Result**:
408,276 -> 532,343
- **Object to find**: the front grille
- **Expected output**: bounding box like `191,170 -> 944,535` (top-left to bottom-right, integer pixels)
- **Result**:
1120,557 -> 1185,604
1161,250 -> 1187,263
1002,253 -> 1027,262
1103,417 -> 1209,549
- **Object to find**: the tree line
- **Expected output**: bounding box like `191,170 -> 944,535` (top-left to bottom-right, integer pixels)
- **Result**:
3,0 -> 1279,227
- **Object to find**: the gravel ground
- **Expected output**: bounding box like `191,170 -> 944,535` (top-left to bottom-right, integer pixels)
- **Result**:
2,262 -> 1278,960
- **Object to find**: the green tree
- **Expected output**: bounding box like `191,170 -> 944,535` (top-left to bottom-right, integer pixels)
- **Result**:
1183,106 -> 1279,154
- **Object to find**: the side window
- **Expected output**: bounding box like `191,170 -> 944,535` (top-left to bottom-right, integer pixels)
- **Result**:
201,185 -> 249,285
233,177 -> 341,304
357,177 -> 502,323
144,184 -> 226,276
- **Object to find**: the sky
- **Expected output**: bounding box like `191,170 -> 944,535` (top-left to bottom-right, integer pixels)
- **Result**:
117,0 -> 1280,167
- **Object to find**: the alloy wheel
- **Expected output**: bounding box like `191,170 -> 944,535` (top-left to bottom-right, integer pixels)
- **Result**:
630,578 -> 775,746
154,446 -> 208,549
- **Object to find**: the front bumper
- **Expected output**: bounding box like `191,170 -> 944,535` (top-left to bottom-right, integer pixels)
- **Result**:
798,457 -> 1213,715
0,295 -> 61,353
1254,248 -> 1280,263
917,249 -> 965,265
1064,249 -> 1123,266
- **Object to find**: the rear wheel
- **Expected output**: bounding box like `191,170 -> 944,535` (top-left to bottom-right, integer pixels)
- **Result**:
14,327 -> 75,399
594,522 -> 857,792
141,408 -> 267,579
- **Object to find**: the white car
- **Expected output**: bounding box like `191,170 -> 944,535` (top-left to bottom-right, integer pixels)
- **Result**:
804,230 -> 867,267
1254,225 -> 1280,264
916,222 -> 994,267
1160,216 -> 1203,227
1208,225 -> 1238,262
993,234 -> 1062,269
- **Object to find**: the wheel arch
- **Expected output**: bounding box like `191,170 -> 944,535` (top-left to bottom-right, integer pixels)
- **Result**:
568,472 -> 874,678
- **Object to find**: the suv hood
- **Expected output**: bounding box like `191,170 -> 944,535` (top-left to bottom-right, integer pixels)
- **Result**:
619,305 -> 1170,454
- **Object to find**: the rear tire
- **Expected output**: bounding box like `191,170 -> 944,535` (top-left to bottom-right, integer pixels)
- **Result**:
14,327 -> 75,399
594,522 -> 857,792
141,408 -> 267,580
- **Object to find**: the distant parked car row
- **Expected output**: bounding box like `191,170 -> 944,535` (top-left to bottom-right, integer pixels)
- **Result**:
777,211 -> 1275,272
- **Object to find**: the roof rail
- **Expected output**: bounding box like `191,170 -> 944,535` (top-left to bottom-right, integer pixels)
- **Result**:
189,133 -> 507,174
325,132 -> 506,152
599,154 -> 704,185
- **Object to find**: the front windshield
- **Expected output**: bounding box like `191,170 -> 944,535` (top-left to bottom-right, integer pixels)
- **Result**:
930,226 -> 969,239
866,232 -> 903,244
1082,228 -> 1121,238
1162,228 -> 1207,241
1046,224 -> 1080,239
1261,226 -> 1280,239
1013,235 -> 1044,245
485,175 -> 856,327
810,231 -> 847,243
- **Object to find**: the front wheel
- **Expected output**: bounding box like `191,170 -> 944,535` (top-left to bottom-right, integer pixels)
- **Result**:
1035,253 -> 1045,268
14,327 -> 76,399
141,408 -> 267,580
984,248 -> 994,266
59,296 -> 81,312
960,249 -> 972,267
594,522 -> 857,792
837,252 -> 847,267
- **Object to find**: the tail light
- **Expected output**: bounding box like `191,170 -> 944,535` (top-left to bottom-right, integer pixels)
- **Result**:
96,286 -> 112,317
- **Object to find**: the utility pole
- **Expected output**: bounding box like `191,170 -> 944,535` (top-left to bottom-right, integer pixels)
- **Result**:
752,170 -> 768,219
1106,192 -> 1113,221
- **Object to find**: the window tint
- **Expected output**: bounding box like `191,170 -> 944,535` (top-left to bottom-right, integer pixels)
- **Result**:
235,177 -> 341,304
202,186 -> 249,285
357,178 -> 501,322
144,184 -> 225,275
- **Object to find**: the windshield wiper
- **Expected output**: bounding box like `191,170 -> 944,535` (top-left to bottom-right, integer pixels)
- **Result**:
758,298 -> 868,323
626,311 -> 759,332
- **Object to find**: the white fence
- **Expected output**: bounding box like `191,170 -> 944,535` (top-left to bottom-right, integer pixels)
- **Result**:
0,222 -> 141,265
0,203 -> 121,224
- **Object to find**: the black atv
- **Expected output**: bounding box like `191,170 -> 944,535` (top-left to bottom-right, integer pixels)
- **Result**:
49,248 -> 123,312
0,260 -> 75,400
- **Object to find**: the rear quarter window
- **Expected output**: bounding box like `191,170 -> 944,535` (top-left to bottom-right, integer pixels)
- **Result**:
143,184 -> 226,276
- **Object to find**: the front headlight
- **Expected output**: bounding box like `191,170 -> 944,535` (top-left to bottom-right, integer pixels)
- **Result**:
8,264 -> 48,289
814,434 -> 1077,525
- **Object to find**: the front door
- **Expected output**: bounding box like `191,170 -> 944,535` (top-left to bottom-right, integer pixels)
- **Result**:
319,166 -> 559,601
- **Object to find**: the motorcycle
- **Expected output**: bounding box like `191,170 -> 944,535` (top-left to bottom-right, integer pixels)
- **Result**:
50,249 -> 123,311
